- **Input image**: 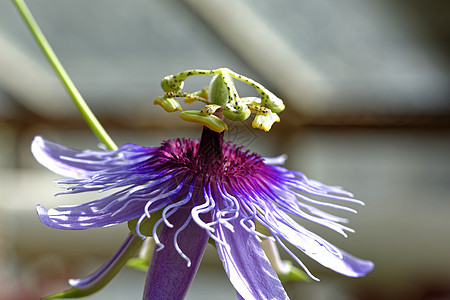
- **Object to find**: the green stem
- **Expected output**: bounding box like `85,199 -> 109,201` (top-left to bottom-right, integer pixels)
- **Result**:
43,234 -> 144,299
13,0 -> 117,150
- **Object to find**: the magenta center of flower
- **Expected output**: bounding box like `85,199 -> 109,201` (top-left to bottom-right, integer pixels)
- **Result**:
155,130 -> 265,178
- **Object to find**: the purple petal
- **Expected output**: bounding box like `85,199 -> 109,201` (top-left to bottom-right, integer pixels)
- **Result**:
36,173 -> 191,230
143,207 -> 210,300
32,136 -> 90,179
36,199 -> 143,230
337,250 -> 375,277
269,215 -> 374,277
31,136 -> 153,179
216,218 -> 289,300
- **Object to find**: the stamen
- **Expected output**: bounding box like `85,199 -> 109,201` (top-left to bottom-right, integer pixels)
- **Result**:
254,216 -> 276,241
142,177 -> 189,218
191,179 -> 216,232
273,235 -> 320,281
161,175 -> 196,228
258,183 -> 355,236
228,185 -> 273,241
173,215 -> 193,267
151,188 -> 196,252
151,218 -> 165,252
216,180 -> 240,220
268,210 -> 344,258
205,181 -> 236,232
135,213 -> 149,239
284,178 -> 363,205
215,218 -> 235,232
207,229 -> 230,251
293,193 -> 358,213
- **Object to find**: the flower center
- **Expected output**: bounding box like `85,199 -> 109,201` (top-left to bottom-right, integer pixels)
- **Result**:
156,127 -> 265,178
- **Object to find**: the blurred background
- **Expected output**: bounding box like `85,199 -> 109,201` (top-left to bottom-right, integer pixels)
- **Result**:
1,0 -> 450,299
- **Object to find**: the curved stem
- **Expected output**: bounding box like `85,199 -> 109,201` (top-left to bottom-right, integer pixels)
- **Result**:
43,234 -> 143,299
12,0 -> 117,150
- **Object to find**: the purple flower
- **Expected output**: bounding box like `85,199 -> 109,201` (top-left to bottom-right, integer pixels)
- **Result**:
32,127 -> 373,299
